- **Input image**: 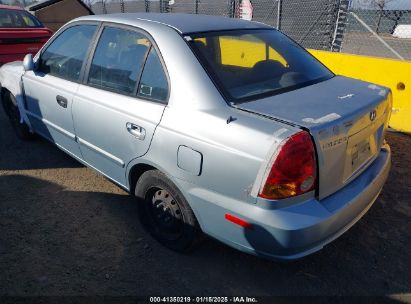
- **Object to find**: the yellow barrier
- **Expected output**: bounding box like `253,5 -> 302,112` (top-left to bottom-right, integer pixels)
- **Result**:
219,37 -> 287,67
309,50 -> 411,134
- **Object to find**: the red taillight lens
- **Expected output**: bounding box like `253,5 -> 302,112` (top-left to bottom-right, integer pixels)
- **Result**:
259,131 -> 317,200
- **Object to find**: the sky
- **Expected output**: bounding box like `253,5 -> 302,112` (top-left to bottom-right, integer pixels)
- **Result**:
351,0 -> 411,9
386,0 -> 411,9
2,0 -> 410,10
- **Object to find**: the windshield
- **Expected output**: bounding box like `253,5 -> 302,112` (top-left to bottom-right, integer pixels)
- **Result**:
188,29 -> 334,103
0,9 -> 43,28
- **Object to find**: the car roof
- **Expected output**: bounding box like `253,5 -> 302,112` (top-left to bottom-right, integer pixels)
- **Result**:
0,4 -> 24,10
77,13 -> 272,34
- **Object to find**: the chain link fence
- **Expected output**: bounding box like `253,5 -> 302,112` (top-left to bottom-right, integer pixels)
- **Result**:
341,3 -> 411,61
90,1 -> 237,17
89,0 -> 343,51
5,0 -> 409,61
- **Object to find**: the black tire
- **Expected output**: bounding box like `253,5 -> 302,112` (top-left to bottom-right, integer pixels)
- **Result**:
135,170 -> 201,252
4,92 -> 33,140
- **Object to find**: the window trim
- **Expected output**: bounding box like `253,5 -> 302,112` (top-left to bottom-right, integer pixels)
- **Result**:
82,22 -> 171,105
35,21 -> 101,84
136,45 -> 170,104
134,44 -> 152,96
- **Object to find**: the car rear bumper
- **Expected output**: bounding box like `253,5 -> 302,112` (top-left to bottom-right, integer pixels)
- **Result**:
182,144 -> 391,261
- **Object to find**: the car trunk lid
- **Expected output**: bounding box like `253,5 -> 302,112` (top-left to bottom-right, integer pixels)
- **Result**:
0,28 -> 52,56
235,76 -> 391,199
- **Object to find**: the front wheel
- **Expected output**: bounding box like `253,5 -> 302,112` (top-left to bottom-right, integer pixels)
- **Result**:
135,170 -> 201,252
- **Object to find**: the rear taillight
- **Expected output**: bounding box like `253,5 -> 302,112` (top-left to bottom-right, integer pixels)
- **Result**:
259,131 -> 317,200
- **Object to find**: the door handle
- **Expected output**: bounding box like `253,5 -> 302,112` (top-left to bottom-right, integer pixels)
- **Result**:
56,95 -> 68,108
126,122 -> 146,140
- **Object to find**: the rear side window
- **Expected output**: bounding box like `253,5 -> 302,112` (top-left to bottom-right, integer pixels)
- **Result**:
39,25 -> 97,82
137,47 -> 169,103
88,27 -> 150,95
0,9 -> 42,28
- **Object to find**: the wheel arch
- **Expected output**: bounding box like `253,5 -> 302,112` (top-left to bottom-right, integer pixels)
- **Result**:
0,87 -> 13,116
127,160 -> 204,229
128,162 -> 158,196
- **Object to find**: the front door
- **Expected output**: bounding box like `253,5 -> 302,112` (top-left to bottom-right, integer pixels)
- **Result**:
23,24 -> 98,159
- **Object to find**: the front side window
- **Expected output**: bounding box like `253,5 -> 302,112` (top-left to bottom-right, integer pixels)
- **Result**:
190,29 -> 333,103
39,25 -> 97,82
88,27 -> 151,95
0,9 -> 43,28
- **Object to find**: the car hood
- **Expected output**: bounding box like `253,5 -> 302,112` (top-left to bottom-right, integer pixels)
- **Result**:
0,61 -> 24,81
0,61 -> 24,99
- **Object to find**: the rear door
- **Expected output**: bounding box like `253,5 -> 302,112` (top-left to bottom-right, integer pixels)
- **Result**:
72,25 -> 168,187
23,23 -> 98,159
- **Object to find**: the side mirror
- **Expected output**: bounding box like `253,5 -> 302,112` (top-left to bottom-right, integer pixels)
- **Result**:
23,54 -> 34,71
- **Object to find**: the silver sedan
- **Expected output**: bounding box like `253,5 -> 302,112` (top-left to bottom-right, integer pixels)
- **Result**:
0,13 -> 391,261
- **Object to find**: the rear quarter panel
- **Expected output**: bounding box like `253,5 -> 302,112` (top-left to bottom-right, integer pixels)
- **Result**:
130,105 -> 298,231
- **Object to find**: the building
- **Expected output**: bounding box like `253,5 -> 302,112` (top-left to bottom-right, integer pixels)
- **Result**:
27,0 -> 93,32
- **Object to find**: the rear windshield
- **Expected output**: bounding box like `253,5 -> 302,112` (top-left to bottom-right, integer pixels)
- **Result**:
0,9 -> 43,28
188,29 -> 334,103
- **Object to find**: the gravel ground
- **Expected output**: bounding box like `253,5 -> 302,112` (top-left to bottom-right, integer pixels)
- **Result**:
0,105 -> 410,298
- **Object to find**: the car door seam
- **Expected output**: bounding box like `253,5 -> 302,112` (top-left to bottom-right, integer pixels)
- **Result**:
124,105 -> 167,185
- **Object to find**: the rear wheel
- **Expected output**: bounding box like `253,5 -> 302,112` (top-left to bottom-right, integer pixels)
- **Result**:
4,92 -> 33,140
135,170 -> 201,252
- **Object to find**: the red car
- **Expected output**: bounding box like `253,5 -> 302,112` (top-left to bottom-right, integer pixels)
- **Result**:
0,5 -> 52,65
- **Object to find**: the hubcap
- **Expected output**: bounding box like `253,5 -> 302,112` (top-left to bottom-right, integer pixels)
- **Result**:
146,188 -> 183,240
